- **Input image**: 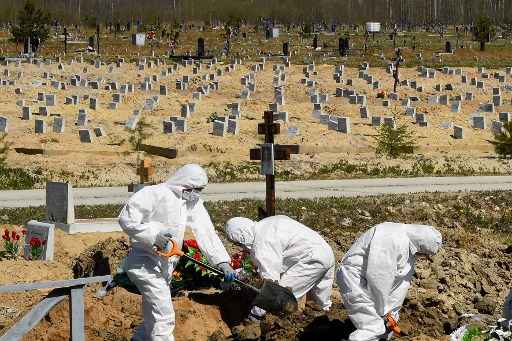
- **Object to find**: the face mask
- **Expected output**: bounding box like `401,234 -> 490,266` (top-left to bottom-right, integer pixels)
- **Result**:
182,188 -> 201,204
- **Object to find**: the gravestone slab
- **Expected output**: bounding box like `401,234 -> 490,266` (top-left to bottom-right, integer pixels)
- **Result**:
22,106 -> 32,120
53,117 -> 65,133
35,119 -> 46,133
79,129 -> 93,143
453,125 -> 464,139
0,116 -> 8,133
499,112 -> 511,123
46,182 -> 75,224
163,120 -> 175,134
472,116 -> 486,129
23,220 -> 54,261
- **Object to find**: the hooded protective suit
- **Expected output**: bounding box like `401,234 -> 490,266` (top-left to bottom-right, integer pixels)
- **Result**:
337,222 -> 442,341
119,164 -> 230,341
225,215 -> 335,314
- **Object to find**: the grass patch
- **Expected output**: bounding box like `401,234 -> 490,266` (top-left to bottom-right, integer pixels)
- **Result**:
1,192 -> 511,248
0,167 -> 40,190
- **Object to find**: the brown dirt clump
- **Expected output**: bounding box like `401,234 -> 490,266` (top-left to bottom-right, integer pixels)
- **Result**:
71,237 -> 130,278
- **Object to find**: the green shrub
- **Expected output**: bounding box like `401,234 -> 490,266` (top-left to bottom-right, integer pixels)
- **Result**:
490,120 -> 512,157
375,124 -> 416,158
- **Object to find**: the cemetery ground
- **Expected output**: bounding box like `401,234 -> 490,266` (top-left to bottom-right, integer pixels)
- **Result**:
0,191 -> 511,340
1,57 -> 512,188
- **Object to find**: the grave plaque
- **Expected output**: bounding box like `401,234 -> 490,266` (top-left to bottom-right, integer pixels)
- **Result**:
53,117 -> 65,133
23,220 -> 54,261
46,182 -> 75,224
79,129 -> 93,142
0,116 -> 8,133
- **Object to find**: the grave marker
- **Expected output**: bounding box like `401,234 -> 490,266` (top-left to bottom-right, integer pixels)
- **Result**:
23,220 -> 54,261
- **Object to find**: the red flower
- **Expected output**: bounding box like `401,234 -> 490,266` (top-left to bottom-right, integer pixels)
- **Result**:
193,251 -> 202,261
21,229 -> 27,235
30,237 -> 41,248
2,229 -> 10,241
184,239 -> 199,249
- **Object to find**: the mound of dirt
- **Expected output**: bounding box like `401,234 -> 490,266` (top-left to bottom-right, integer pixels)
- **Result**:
71,238 -> 130,278
25,287 -> 234,341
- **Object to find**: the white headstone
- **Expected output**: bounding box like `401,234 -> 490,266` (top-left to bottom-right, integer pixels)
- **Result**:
24,220 -> 55,261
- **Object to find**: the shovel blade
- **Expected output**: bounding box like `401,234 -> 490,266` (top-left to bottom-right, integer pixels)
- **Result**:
251,280 -> 298,315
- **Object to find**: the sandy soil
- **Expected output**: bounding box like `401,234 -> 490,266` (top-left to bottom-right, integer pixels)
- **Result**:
0,215 -> 510,340
1,59 -> 511,186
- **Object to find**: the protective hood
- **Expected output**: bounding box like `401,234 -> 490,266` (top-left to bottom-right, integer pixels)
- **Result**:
166,164 -> 208,191
225,217 -> 256,250
406,225 -> 442,256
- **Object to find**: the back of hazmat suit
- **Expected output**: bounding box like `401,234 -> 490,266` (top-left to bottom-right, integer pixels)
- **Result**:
119,164 -> 230,341
337,222 -> 442,341
225,215 -> 335,315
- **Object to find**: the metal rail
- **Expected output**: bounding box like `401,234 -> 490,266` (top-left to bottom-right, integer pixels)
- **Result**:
0,275 -> 112,341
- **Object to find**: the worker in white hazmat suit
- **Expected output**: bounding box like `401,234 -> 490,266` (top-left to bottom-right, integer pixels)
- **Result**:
337,222 -> 442,341
119,164 -> 236,341
225,215 -> 335,319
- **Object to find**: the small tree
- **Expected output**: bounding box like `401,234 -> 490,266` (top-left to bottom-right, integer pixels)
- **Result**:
474,16 -> 495,51
128,118 -> 152,164
10,1 -> 51,53
375,124 -> 416,158
490,121 -> 512,157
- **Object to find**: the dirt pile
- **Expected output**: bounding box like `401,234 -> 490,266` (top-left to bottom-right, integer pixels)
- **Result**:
71,237 -> 130,278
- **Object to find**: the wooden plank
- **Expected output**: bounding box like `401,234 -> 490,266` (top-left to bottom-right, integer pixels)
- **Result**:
70,286 -> 85,341
0,289 -> 67,341
0,275 -> 112,293
249,148 -> 261,160
139,144 -> 177,159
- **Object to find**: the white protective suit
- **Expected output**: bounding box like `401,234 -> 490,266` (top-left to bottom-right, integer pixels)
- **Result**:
225,215 -> 336,314
119,164 -> 231,341
337,222 -> 442,341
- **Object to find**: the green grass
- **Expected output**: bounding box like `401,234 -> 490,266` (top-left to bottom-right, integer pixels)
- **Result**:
0,167 -> 40,190
2,192 -> 511,248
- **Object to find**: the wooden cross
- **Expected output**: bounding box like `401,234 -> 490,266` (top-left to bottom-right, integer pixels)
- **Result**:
136,158 -> 155,184
250,111 -> 300,218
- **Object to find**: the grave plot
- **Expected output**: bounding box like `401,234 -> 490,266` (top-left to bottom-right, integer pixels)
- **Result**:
0,57 -> 511,186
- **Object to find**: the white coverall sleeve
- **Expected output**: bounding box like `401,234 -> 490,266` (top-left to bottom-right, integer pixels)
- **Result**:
189,202 -> 231,266
365,239 -> 401,316
118,190 -> 167,250
253,240 -> 284,282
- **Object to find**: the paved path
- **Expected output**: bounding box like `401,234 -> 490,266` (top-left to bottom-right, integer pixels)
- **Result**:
0,176 -> 510,208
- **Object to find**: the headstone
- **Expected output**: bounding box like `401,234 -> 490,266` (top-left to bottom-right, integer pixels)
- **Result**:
94,127 -> 106,137
492,120 -> 504,135
170,117 -> 187,132
22,106 -> 32,120
453,125 -> 464,139
90,97 -> 98,110
372,116 -> 383,127
337,117 -> 351,133
384,117 -> 396,129
499,112 -> 511,123
23,220 -> 55,261
227,119 -> 239,135
163,120 -> 175,134
79,129 -> 93,143
0,116 -> 8,133
472,116 -> 486,129
46,182 -> 75,224
39,106 -> 49,116
35,119 -> 46,133
360,106 -> 370,119
160,85 -> 168,96
53,116 -> 65,133
451,101 -> 462,113
45,94 -> 56,106
493,95 -> 502,107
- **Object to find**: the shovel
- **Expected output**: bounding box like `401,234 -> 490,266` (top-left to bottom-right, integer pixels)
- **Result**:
157,239 -> 298,315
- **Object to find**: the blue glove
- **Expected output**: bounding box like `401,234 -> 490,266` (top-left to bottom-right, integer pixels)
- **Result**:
218,262 -> 236,282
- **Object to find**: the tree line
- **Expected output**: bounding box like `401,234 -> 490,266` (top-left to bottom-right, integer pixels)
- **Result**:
0,0 -> 510,27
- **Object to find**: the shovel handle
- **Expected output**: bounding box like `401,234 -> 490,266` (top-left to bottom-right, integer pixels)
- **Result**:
157,239 -> 260,293
385,312 -> 401,336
